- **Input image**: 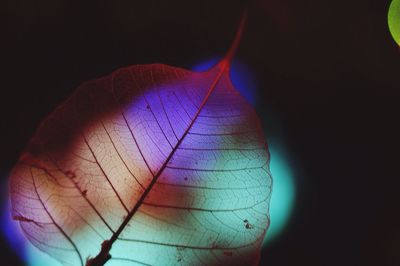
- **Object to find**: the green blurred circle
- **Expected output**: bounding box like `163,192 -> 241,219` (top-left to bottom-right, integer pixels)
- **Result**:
388,0 -> 400,46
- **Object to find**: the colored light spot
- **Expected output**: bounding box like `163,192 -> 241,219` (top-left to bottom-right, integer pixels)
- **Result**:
263,142 -> 295,245
0,199 -> 27,261
388,0 -> 400,46
191,57 -> 258,105
25,244 -> 62,266
0,181 -> 62,266
193,59 -> 296,245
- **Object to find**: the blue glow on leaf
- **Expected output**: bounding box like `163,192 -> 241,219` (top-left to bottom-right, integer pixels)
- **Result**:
190,57 -> 220,72
192,58 -> 296,245
0,189 -> 62,266
191,57 -> 257,105
0,199 -> 27,260
263,143 -> 295,245
25,244 -> 62,266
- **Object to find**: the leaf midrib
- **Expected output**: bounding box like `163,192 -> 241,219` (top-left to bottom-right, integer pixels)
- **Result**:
89,62 -> 229,266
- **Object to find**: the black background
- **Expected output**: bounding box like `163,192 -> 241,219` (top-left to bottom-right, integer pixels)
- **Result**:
4,0 -> 400,265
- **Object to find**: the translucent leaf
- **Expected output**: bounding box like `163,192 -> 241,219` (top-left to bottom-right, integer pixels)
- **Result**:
9,13 -> 272,266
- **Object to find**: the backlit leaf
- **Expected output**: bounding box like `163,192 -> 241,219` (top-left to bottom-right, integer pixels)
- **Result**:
9,13 -> 272,266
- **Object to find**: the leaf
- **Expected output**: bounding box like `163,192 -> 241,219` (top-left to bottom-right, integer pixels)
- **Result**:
9,12 -> 272,266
